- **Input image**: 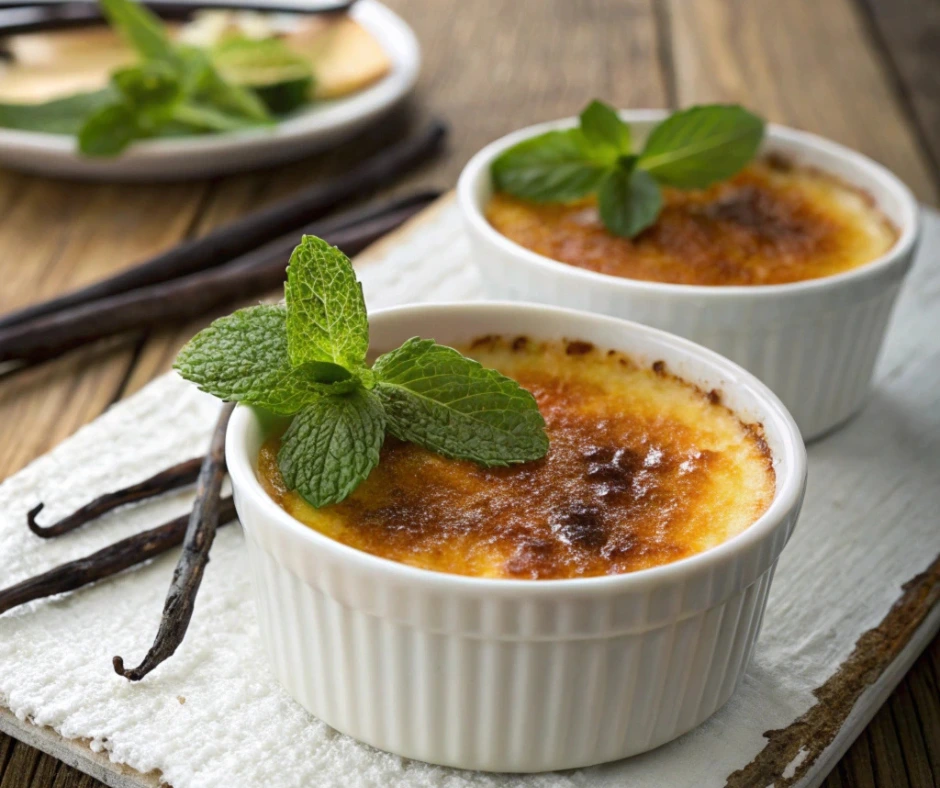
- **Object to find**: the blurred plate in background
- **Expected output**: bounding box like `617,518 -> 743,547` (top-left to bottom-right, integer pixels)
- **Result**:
0,0 -> 420,180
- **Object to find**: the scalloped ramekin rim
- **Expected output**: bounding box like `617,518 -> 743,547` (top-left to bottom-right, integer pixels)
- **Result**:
456,109 -> 920,300
226,301 -> 807,598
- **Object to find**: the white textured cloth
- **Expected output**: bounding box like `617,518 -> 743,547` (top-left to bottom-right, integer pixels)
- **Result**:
0,201 -> 938,788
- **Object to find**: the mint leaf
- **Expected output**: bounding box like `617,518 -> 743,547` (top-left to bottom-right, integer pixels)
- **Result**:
99,0 -> 176,63
285,236 -> 369,370
173,304 -> 353,415
174,46 -> 273,124
579,100 -> 630,157
0,90 -> 117,134
277,388 -> 386,508
491,129 -> 610,202
112,62 -> 181,115
638,104 -> 764,188
78,104 -> 141,157
196,65 -> 272,124
598,165 -> 662,238
373,338 -> 548,467
211,36 -> 314,115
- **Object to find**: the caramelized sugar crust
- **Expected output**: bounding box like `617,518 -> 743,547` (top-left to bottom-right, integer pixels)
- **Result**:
486,157 -> 898,286
258,337 -> 776,580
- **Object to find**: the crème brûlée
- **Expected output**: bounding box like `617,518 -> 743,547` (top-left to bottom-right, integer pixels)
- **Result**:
258,336 -> 776,580
486,157 -> 898,286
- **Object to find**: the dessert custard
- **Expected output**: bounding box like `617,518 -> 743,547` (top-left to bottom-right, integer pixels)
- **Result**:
258,336 -> 776,580
486,157 -> 898,286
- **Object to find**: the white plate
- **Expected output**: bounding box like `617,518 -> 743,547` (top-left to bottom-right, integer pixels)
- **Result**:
0,0 -> 420,180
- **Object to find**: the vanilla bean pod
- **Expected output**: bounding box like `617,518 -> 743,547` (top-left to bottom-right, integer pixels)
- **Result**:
0,497 -> 236,616
113,402 -> 235,681
0,190 -> 438,366
0,120 -> 445,330
27,456 -> 204,538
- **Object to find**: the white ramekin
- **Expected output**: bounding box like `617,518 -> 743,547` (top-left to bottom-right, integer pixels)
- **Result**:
457,111 -> 921,441
227,302 -> 807,772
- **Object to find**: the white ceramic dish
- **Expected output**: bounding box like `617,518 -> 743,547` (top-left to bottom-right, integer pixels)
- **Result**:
457,111 -> 921,441
227,301 -> 808,773
0,0 -> 419,180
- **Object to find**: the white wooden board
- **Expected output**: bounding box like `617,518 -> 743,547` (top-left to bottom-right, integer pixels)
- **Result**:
0,195 -> 938,788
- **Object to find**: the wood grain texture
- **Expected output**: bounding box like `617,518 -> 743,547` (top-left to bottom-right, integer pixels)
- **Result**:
667,0 -> 939,206
0,0 -> 937,786
856,0 -> 940,182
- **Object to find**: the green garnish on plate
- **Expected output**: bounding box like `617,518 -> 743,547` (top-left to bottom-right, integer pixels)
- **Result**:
174,236 -> 550,508
0,0 -> 315,156
491,100 -> 765,237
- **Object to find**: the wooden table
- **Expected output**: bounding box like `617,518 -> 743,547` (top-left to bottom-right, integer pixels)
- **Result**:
0,0 -> 937,785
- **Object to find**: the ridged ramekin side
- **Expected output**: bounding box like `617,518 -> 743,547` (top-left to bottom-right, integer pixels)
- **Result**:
243,525 -> 778,772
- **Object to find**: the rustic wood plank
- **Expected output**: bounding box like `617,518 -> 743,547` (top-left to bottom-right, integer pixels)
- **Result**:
666,0 -> 939,205
868,703 -> 912,788
50,770 -> 96,788
0,740 -> 41,788
0,736 -> 14,781
26,753 -> 59,788
855,0 -> 940,182
839,730 -> 878,788
821,765 -> 846,788
0,180 -> 211,480
889,682 -> 936,787
912,636 -> 940,782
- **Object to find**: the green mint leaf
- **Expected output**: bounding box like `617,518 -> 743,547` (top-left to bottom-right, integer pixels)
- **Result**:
99,0 -> 176,63
211,36 -> 314,115
356,366 -> 377,390
173,48 -> 272,127
491,129 -> 610,202
277,388 -> 386,508
638,104 -> 764,189
177,47 -> 272,124
579,99 -> 630,157
112,62 -> 181,110
173,304 -> 354,415
373,338 -> 549,467
78,104 -> 141,157
0,89 -> 117,134
196,67 -> 272,123
285,236 -> 369,371
598,165 -> 662,238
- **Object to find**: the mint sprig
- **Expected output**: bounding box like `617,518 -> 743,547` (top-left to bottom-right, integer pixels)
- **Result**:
491,100 -> 765,237
75,0 -> 275,156
174,236 -> 549,508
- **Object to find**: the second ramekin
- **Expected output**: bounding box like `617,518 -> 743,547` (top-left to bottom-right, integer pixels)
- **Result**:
457,111 -> 921,440
227,302 -> 807,772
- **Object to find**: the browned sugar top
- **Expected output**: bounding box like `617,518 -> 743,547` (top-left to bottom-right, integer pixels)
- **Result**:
258,337 -> 776,579
486,158 -> 898,287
